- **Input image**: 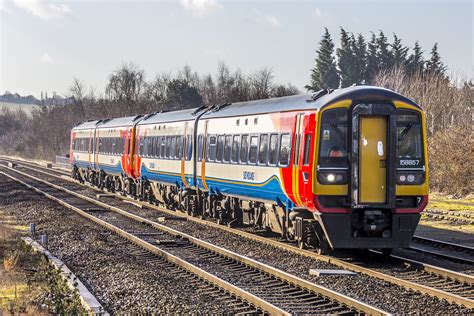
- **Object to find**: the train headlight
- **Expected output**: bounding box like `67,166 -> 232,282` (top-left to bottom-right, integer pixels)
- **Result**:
318,171 -> 348,185
396,172 -> 425,185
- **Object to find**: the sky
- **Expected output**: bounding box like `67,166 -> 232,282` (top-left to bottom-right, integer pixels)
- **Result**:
0,0 -> 472,98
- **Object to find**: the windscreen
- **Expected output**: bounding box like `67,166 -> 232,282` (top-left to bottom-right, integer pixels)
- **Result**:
397,110 -> 424,167
318,108 -> 349,168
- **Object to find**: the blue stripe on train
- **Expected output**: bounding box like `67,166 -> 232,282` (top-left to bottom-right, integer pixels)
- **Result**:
140,164 -> 288,206
73,159 -> 123,175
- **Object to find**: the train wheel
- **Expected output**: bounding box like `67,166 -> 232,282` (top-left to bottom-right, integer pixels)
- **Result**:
298,239 -> 305,249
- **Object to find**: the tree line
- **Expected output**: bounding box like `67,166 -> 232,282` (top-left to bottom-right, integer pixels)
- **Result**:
307,27 -> 447,91
70,62 -> 299,120
0,28 -> 471,195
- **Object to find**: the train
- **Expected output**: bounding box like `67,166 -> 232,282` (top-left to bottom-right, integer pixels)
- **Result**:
70,85 -> 429,254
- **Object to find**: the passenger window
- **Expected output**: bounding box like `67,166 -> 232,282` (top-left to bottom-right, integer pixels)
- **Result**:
248,136 -> 258,164
303,134 -> 312,166
156,137 -> 162,157
160,137 -> 166,158
176,136 -> 183,159
231,135 -> 240,163
258,134 -> 269,165
269,134 -> 279,165
224,135 -> 232,162
240,135 -> 249,164
152,137 -> 157,157
216,135 -> 224,162
186,135 -> 192,161
279,134 -> 291,166
208,136 -> 217,161
170,136 -> 177,159
198,135 -> 203,161
166,137 -> 172,158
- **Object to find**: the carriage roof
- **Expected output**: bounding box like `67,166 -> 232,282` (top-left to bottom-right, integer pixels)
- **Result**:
72,86 -> 419,131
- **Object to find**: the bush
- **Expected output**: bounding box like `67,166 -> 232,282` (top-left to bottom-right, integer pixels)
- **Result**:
428,126 -> 473,196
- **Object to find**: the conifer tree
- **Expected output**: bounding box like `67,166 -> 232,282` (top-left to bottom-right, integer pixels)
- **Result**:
407,41 -> 425,74
376,31 -> 394,70
365,33 -> 379,83
351,33 -> 367,84
306,28 -> 340,90
337,28 -> 356,87
425,43 -> 447,77
391,34 -> 408,68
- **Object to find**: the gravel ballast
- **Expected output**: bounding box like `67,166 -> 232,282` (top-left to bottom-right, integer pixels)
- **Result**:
3,165 -> 474,314
0,175 -> 248,314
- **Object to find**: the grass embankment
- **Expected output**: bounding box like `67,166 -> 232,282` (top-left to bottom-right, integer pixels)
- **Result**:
0,211 -> 85,315
420,193 -> 474,234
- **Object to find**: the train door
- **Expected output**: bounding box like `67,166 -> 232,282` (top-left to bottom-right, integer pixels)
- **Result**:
131,124 -> 144,179
93,128 -> 99,170
181,121 -> 191,187
293,113 -> 305,207
359,116 -> 387,204
122,127 -> 133,178
298,114 -> 315,209
197,120 -> 209,190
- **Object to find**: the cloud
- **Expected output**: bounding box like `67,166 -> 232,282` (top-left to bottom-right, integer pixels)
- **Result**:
179,0 -> 221,17
40,53 -> 53,64
13,0 -> 71,20
313,8 -> 322,17
313,7 -> 328,18
253,9 -> 281,28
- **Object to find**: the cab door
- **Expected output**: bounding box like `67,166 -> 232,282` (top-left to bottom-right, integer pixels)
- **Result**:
294,113 -> 315,208
299,114 -> 316,210
359,116 -> 387,204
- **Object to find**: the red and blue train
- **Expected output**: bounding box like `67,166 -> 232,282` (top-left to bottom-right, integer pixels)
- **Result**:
70,85 -> 429,253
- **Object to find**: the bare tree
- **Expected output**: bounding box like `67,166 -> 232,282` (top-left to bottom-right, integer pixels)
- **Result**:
106,62 -> 145,115
250,67 -> 274,99
69,77 -> 86,119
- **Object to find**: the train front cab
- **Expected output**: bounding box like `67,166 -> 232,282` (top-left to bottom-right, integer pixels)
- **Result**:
313,99 -> 428,250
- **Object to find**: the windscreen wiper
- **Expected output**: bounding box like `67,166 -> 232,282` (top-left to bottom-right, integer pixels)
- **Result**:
398,123 -> 413,142
330,123 -> 345,142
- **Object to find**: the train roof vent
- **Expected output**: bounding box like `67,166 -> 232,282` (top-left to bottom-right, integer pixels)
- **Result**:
142,112 -> 159,120
211,102 -> 231,112
192,105 -> 208,115
308,89 -> 334,102
133,115 -> 143,122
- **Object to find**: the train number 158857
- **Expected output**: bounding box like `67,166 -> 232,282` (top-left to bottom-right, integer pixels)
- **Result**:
399,159 -> 420,166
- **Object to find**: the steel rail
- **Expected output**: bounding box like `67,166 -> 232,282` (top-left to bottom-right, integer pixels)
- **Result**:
2,158 -> 474,308
0,169 -> 286,315
410,236 -> 474,265
0,165 -> 387,315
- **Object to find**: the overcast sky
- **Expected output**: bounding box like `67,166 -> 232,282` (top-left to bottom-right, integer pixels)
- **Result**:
0,0 -> 472,98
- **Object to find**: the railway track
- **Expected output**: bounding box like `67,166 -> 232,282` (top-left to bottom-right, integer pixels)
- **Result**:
0,165 -> 382,315
422,209 -> 474,224
1,158 -> 474,310
410,235 -> 474,265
